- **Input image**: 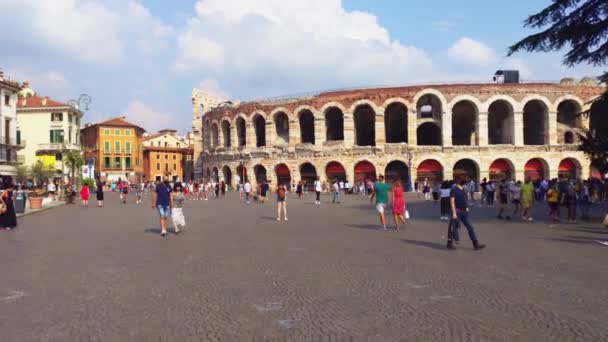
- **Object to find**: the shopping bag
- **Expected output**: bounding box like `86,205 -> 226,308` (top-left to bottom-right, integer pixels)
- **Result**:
405,210 -> 410,220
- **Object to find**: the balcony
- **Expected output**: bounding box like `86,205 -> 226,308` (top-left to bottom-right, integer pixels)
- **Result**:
102,149 -> 133,155
37,143 -> 80,151
0,136 -> 26,149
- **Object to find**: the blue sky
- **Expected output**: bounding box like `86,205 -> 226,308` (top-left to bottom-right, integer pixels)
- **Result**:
0,0 -> 602,134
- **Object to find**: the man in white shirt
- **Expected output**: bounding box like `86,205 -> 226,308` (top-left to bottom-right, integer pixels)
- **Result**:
244,180 -> 252,204
332,181 -> 341,203
47,181 -> 57,201
314,177 -> 322,205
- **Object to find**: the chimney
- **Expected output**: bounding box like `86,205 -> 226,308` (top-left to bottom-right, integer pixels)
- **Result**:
42,97 -> 48,106
22,81 -> 29,88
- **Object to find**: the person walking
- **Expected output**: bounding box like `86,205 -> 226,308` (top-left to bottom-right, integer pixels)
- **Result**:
220,181 -> 226,196
509,181 -> 522,220
0,183 -> 17,230
439,181 -> 451,220
562,180 -> 578,223
578,180 -> 591,220
214,182 -> 220,198
370,174 -> 390,231
547,180 -> 560,223
276,183 -> 288,221
171,183 -> 186,234
314,177 -> 322,205
260,180 -> 269,203
422,178 -> 431,201
80,182 -> 90,207
95,178 -> 104,207
47,180 -> 56,201
520,178 -> 535,221
447,180 -> 486,250
244,180 -> 252,204
331,180 -> 340,204
121,181 -> 129,204
296,181 -> 303,199
391,179 -> 406,231
151,177 -> 173,237
485,180 -> 495,206
496,179 -> 509,219
135,182 -> 143,204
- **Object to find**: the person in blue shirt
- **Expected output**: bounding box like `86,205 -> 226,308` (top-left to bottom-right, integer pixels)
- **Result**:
151,178 -> 173,237
448,180 -> 486,250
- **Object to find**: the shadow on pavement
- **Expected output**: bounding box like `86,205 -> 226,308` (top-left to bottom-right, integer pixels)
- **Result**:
400,239 -> 447,251
144,228 -> 162,234
346,224 -> 382,231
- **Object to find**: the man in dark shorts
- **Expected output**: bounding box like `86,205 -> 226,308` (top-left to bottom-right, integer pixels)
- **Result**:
448,180 -> 486,250
497,179 -> 509,219
260,180 -> 269,203
152,177 -> 173,237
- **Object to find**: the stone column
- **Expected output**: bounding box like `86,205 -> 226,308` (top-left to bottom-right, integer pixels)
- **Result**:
265,120 -> 274,147
478,111 -> 488,146
289,119 -> 299,148
513,111 -> 524,146
314,116 -> 325,145
229,124 -> 237,149
246,122 -> 256,148
345,167 -> 355,185
343,113 -> 355,146
375,113 -> 385,147
548,110 -> 558,146
408,111 -> 417,146
217,125 -> 223,149
442,111 -> 452,147
514,168 -> 525,182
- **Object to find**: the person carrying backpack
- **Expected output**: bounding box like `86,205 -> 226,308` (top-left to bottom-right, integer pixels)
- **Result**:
276,183 -> 288,221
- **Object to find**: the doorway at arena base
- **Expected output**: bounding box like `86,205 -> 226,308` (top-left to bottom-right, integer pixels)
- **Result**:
326,162 -> 347,183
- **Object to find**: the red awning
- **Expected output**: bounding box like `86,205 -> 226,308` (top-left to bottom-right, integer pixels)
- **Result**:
525,159 -> 544,172
558,159 -> 576,172
489,159 -> 511,172
417,160 -> 443,173
354,161 -> 376,174
276,164 -> 290,175
326,162 -> 346,174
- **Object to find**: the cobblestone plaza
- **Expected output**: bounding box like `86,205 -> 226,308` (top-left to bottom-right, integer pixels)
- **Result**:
2,193 -> 607,341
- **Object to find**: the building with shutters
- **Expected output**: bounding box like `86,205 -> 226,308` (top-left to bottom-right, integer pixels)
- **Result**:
195,79 -> 607,189
0,72 -> 24,183
142,129 -> 194,182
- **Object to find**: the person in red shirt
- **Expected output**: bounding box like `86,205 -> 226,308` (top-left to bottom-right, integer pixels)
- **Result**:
80,183 -> 90,207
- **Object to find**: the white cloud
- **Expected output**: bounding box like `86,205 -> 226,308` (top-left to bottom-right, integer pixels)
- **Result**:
197,78 -> 230,98
0,0 -> 171,65
123,101 -> 174,133
6,67 -> 71,99
447,37 -> 497,66
173,0 -> 434,96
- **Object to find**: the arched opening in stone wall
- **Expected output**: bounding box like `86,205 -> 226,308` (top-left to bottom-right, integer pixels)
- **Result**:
299,110 -> 315,144
326,161 -> 346,182
416,159 -> 443,184
524,158 -> 548,180
453,159 -> 479,183
354,160 -> 376,182
558,158 -> 581,180
236,165 -> 248,183
489,159 -> 513,182
203,119 -> 211,150
384,102 -> 408,143
523,100 -> 548,145
221,121 -> 231,148
212,167 -> 219,183
564,131 -> 574,144
590,160 -> 604,179
211,123 -> 219,147
416,94 -> 443,120
590,100 -> 608,137
275,164 -> 291,186
253,115 -> 266,147
452,100 -> 477,146
300,162 -> 318,191
325,107 -> 344,141
274,112 -> 290,145
488,100 -> 514,144
236,117 -> 246,147
385,161 -> 409,188
416,122 -> 441,146
354,104 -> 376,146
557,100 -> 581,128
254,165 -> 267,184
223,165 -> 232,186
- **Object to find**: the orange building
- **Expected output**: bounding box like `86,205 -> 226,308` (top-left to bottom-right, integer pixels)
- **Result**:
143,129 -> 194,182
81,117 -> 145,182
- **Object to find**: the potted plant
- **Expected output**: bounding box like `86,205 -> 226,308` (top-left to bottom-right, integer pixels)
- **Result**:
29,161 -> 54,209
28,188 -> 45,209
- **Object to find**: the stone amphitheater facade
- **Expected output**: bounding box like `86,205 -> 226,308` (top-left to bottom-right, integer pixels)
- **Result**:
192,81 -> 605,189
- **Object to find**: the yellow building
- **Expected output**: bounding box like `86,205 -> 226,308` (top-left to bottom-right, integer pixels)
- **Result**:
81,117 -> 144,182
16,83 -> 82,179
142,129 -> 193,182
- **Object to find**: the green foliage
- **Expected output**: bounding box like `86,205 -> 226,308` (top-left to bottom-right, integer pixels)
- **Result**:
30,161 -> 54,185
15,164 -> 29,183
81,178 -> 95,189
63,150 -> 85,183
509,0 -> 608,174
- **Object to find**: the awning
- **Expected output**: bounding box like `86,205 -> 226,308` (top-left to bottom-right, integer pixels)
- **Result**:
558,159 -> 576,172
276,164 -> 290,175
489,159 -> 511,172
417,160 -> 443,173
326,162 -> 346,174
354,161 -> 375,174
525,159 -> 544,172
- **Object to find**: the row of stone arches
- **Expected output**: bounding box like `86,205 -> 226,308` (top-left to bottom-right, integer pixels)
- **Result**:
203,94 -> 605,149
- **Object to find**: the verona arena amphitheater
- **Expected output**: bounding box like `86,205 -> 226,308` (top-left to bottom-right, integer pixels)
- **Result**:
191,79 -> 607,190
